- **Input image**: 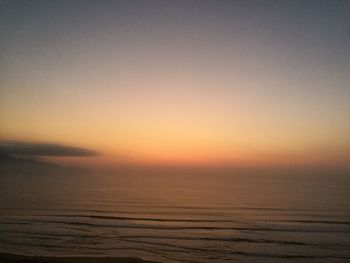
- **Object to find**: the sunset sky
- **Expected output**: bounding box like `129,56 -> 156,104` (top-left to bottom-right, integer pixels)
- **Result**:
1,0 -> 350,168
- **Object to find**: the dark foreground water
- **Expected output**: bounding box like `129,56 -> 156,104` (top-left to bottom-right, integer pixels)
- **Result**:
0,168 -> 350,263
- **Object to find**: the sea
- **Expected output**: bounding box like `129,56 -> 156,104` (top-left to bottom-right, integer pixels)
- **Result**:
1,167 -> 350,262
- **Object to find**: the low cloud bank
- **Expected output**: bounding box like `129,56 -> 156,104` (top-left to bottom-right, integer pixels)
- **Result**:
0,141 -> 98,157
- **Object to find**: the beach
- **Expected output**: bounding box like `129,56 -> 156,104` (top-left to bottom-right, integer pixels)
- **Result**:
0,253 -> 156,263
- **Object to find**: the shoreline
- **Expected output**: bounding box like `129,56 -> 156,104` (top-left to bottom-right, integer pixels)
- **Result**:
0,252 -> 158,263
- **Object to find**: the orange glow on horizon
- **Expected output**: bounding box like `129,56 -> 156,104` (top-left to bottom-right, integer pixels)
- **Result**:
1,0 -> 349,169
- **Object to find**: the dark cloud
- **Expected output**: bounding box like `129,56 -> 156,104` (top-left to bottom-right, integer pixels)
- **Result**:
0,141 -> 98,157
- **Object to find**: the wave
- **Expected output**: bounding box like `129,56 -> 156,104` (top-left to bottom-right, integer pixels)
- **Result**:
50,215 -> 350,225
50,215 -> 238,223
3,229 -> 350,252
0,205 -> 335,212
118,235 -> 308,246
5,237 -> 348,261
280,219 -> 350,225
2,219 -> 349,233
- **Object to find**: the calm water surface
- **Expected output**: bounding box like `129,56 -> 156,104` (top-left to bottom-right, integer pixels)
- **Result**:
1,169 -> 350,262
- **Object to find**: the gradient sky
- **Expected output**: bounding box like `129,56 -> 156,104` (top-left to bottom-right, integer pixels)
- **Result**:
1,0 -> 350,167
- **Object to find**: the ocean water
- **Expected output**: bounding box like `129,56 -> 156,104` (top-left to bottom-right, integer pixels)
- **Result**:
0,168 -> 350,262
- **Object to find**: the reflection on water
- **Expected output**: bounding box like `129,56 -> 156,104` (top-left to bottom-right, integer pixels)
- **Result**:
0,168 -> 350,262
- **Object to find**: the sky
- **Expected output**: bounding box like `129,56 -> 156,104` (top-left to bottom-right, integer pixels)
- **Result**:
1,0 -> 350,168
